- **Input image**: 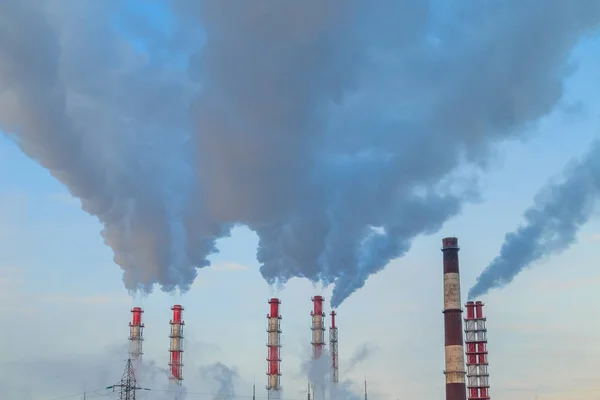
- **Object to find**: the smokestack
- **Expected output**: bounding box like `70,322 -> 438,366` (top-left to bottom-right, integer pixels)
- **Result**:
311,296 -> 325,359
128,307 -> 144,372
310,296 -> 326,400
442,237 -> 467,400
329,311 -> 339,384
465,301 -> 490,400
169,304 -> 184,385
266,298 -> 282,392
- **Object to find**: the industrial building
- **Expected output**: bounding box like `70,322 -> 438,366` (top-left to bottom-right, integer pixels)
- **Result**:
442,237 -> 492,400
114,236 -> 491,400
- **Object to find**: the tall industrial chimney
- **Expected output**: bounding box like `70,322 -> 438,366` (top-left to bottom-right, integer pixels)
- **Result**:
465,301 -> 490,400
311,296 -> 325,359
169,304 -> 184,385
128,307 -> 144,372
266,298 -> 282,393
329,311 -> 339,384
329,311 -> 339,400
310,296 -> 326,400
441,237 -> 467,400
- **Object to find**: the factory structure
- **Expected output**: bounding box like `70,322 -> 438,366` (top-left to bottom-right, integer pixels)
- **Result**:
169,304 -> 185,386
128,306 -> 144,371
266,297 -> 282,393
442,237 -> 492,400
115,236 -> 491,400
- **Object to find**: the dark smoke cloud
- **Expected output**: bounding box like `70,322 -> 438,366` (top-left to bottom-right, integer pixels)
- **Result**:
1,1 -> 599,306
0,0 -> 197,292
180,0 -> 600,307
469,140 -> 600,299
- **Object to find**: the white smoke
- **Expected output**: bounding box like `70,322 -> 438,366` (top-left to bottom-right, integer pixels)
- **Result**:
137,359 -> 188,400
3,0 -> 598,309
199,362 -> 239,400
305,349 -> 331,399
343,344 -> 375,374
330,381 -> 361,400
298,346 -> 363,400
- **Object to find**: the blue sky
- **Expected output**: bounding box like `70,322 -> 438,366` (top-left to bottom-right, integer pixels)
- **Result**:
1,3 -> 600,400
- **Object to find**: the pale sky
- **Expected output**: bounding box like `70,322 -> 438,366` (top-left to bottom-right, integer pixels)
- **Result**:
1,2 -> 600,400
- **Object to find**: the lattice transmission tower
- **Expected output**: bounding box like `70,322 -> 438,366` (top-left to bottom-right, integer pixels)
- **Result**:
107,359 -> 148,400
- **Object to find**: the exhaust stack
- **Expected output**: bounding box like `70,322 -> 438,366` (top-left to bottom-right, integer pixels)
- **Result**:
311,296 -> 326,359
169,305 -> 184,385
329,311 -> 339,384
465,301 -> 490,400
266,298 -> 282,392
442,237 -> 467,400
310,296 -> 326,400
128,307 -> 144,372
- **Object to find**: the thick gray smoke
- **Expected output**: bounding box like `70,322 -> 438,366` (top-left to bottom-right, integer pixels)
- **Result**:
180,0 -> 600,307
0,0 -> 196,293
469,141 -> 600,299
1,1 -> 599,306
199,362 -> 238,400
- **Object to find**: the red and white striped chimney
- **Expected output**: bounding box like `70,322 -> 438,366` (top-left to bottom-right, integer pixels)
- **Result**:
442,237 -> 467,400
129,307 -> 144,373
311,296 -> 325,359
267,298 -> 282,392
465,301 -> 490,400
169,305 -> 184,385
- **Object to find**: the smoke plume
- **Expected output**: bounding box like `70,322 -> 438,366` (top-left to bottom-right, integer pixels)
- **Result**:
344,343 -> 375,374
469,140 -> 600,299
0,0 -> 197,293
300,347 -> 362,400
199,362 -> 238,400
1,1 -> 599,306
180,0 -> 600,307
305,350 -> 331,392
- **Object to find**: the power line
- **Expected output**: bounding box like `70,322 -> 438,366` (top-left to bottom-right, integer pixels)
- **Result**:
106,359 -> 151,400
141,388 -> 310,400
47,386 -> 318,400
44,388 -> 111,400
